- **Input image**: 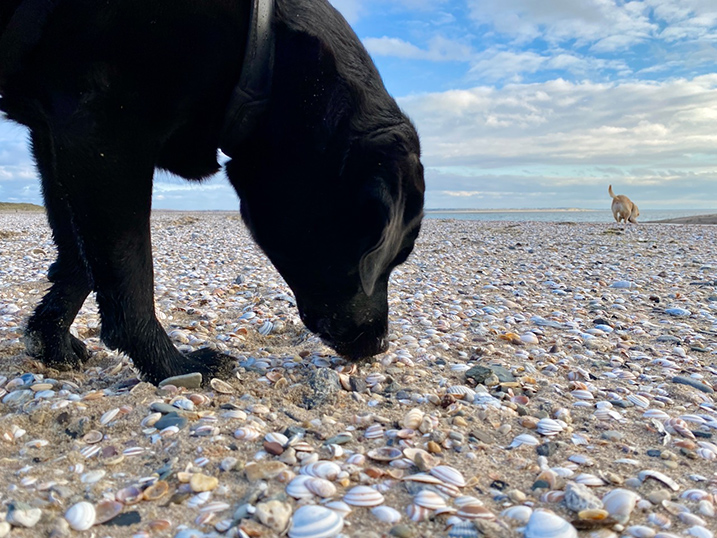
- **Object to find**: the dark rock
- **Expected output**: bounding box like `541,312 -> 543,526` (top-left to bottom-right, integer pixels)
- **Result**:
671,376 -> 714,394
536,442 -> 559,457
302,368 -> 341,409
104,511 -> 141,527
154,412 -> 187,430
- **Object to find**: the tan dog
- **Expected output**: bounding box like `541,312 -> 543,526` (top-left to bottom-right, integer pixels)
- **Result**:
609,185 -> 639,226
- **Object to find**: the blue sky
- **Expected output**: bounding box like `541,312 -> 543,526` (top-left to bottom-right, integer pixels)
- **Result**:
2,0 -> 717,209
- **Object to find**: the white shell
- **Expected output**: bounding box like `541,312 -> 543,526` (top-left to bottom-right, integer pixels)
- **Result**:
571,390 -> 594,400
288,505 -> 344,538
642,409 -> 670,421
343,485 -> 385,507
626,394 -> 650,409
324,501 -> 352,517
65,501 -> 96,531
371,506 -> 402,523
537,418 -> 565,436
300,461 -> 342,481
100,407 -> 120,425
413,490 -> 447,509
626,525 -> 657,538
406,503 -> 431,522
524,509 -> 577,538
686,527 -> 713,538
509,433 -> 540,448
602,488 -> 639,524
234,427 -> 261,441
286,476 -> 314,499
306,477 -> 337,498
456,503 -> 495,520
500,505 -> 532,524
401,408 -> 424,430
265,432 -> 289,446
430,465 -> 466,487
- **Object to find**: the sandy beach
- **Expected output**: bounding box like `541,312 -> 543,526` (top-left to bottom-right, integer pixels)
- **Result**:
0,211 -> 715,538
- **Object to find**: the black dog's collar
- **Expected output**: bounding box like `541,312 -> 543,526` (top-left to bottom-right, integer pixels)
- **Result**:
0,0 -> 57,88
219,0 -> 275,157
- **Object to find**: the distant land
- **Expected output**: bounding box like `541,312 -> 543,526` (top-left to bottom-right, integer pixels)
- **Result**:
0,202 -> 44,211
426,208 -> 592,213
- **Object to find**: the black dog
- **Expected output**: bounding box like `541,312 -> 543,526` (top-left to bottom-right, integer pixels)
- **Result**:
0,0 -> 425,384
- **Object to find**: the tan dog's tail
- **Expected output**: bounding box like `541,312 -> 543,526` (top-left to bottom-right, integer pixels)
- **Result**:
608,185 -> 616,199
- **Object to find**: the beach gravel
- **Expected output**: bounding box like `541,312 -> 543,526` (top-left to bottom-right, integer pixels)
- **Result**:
0,211 -> 716,537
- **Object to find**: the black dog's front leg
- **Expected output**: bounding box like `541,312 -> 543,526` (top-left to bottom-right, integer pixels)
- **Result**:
29,129 -> 233,385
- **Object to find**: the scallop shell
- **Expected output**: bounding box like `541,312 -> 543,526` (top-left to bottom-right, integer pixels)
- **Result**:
367,447 -> 402,462
447,385 -> 476,400
456,503 -> 495,520
602,488 -> 639,524
288,505 -> 344,538
401,408 -> 424,430
664,418 -> 695,440
571,390 -> 594,400
234,427 -> 261,441
643,409 -> 670,421
324,501 -> 352,518
537,418 -> 566,436
626,394 -> 650,409
371,505 -> 402,523
509,433 -> 540,448
430,465 -> 466,487
65,501 -> 96,531
265,432 -> 289,446
414,490 -> 447,509
524,509 -> 578,538
343,485 -> 385,507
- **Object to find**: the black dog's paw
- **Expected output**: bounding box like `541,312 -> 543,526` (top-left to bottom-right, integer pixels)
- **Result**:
24,331 -> 90,370
185,348 -> 236,385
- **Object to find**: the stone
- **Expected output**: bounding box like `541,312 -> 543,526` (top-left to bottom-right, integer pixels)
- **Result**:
255,500 -> 292,533
303,368 -> 341,409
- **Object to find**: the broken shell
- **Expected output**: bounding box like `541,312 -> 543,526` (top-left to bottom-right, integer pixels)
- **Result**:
564,482 -> 603,512
288,505 -> 344,538
143,480 -> 169,501
638,470 -> 680,491
524,509 -> 577,538
65,501 -> 96,531
210,378 -> 234,394
406,504 -> 431,522
82,430 -> 103,444
401,408 -> 424,430
343,485 -> 385,507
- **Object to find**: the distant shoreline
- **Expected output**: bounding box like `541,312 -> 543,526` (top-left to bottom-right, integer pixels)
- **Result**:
645,214 -> 717,225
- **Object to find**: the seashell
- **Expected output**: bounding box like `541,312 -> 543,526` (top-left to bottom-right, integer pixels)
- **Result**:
116,485 -> 143,504
364,424 -> 384,439
664,418 -> 695,439
647,512 -> 672,529
679,513 -> 707,526
571,390 -> 594,400
122,446 -> 146,457
324,501 -> 352,517
265,431 -> 289,446
406,503 -> 431,522
210,378 -> 234,394
95,499 -> 122,524
447,521 -> 480,538
65,501 -> 96,531
524,509 -> 577,538
414,490 -> 447,509
234,427 -> 261,441
82,430 -> 103,444
661,500 -> 690,515
343,485 -> 385,507
456,503 -> 495,520
286,475 -> 314,499
537,418 -> 566,436
447,385 -> 476,400
509,433 -> 540,448
564,482 -> 603,512
626,525 -> 657,538
643,409 -> 670,421
306,477 -> 337,498
602,488 -> 639,524
401,408 -> 424,430
300,461 -> 341,481
521,332 -> 540,344
626,394 -> 650,409
574,473 -> 606,487
143,480 -> 169,500
187,491 -> 211,508
430,465 -> 466,487
371,505 -> 402,523
288,505 -> 344,538
368,447 -> 403,462
80,470 -> 106,484
100,407 -> 120,425
576,509 -> 609,522
501,505 -> 532,524
685,527 -> 713,538
141,412 -> 162,428
697,500 -> 714,518
680,489 -> 710,502
200,501 -> 231,514
401,472 -> 444,485
638,470 -> 680,491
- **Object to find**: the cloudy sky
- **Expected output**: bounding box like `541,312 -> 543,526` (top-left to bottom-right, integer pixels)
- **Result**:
1,0 -> 717,210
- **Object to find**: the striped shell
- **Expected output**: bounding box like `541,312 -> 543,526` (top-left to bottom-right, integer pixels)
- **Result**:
524,509 -> 578,538
65,502 -> 96,531
300,461 -> 341,481
401,408 -> 424,430
414,490 -> 447,509
371,506 -> 402,523
430,465 -> 466,487
288,505 -> 344,538
343,486 -> 385,507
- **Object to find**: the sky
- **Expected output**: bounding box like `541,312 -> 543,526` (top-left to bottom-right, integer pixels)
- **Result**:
1,0 -> 717,210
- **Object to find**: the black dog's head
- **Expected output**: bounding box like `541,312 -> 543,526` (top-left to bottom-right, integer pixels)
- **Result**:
229,121 -> 424,359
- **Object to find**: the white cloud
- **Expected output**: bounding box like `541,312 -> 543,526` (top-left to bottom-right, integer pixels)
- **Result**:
364,35 -> 472,61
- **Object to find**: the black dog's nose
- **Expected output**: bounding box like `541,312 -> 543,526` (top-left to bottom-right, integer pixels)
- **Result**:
315,319 -> 388,360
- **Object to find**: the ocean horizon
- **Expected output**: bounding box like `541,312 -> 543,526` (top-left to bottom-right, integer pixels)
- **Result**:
425,208 -> 717,223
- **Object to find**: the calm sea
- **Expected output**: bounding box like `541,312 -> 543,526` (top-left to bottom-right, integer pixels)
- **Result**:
425,209 -> 717,223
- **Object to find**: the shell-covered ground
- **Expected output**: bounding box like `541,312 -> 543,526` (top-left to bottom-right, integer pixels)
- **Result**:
0,211 -> 715,538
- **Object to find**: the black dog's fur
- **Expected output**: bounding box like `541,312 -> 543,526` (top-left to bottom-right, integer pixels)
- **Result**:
0,0 -> 425,384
